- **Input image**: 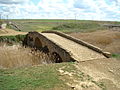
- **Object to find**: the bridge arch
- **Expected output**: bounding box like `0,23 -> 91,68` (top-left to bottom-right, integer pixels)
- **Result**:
34,37 -> 42,49
42,46 -> 49,53
52,52 -> 63,63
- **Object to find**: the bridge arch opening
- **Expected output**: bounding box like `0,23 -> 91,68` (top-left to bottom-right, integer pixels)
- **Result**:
52,52 -> 63,63
42,46 -> 49,53
34,37 -> 42,49
29,37 -> 33,41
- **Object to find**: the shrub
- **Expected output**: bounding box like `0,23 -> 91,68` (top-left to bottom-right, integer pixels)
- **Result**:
0,35 -> 25,45
52,23 -> 101,31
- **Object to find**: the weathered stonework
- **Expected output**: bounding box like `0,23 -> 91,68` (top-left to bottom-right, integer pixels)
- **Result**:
24,31 -> 110,62
42,31 -> 111,58
24,32 -> 75,62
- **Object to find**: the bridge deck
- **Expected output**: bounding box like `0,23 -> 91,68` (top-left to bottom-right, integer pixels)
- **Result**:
41,33 -> 105,61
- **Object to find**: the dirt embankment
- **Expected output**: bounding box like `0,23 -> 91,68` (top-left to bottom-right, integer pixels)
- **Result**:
75,58 -> 120,90
69,30 -> 120,54
68,30 -> 120,90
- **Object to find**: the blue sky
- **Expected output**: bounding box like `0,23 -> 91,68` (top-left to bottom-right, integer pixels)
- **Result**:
0,0 -> 120,21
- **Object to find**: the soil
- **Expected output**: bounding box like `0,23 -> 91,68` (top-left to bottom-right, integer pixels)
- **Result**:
69,30 -> 120,54
75,58 -> 120,90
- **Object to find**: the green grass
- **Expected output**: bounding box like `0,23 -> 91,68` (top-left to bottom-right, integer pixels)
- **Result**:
0,20 -> 5,25
0,63 -> 74,90
7,19 -> 120,33
112,54 -> 120,59
52,22 -> 105,33
0,61 -> 109,90
0,35 -> 25,45
91,80 -> 106,90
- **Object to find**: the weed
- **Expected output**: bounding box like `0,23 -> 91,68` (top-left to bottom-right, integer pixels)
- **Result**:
112,54 -> 120,59
92,80 -> 106,90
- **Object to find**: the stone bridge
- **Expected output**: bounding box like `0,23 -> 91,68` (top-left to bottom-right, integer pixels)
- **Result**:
23,31 -> 110,63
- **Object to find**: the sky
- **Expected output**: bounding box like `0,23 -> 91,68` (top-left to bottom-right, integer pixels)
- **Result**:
0,0 -> 120,21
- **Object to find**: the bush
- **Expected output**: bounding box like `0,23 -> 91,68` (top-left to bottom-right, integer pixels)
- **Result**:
112,54 -> 120,59
52,23 -> 101,31
0,35 -> 25,45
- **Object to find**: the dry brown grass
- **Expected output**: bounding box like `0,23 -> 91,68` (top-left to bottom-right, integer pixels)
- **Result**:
0,43 -> 51,69
104,40 -> 120,53
69,30 -> 120,54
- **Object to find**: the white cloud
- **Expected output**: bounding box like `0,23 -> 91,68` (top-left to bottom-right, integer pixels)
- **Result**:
0,0 -> 29,4
0,0 -> 120,21
73,0 -> 120,21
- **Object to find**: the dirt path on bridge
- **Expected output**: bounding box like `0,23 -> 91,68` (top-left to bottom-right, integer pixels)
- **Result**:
42,33 -> 105,61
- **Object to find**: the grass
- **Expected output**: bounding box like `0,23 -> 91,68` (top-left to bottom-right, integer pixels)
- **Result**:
8,19 -> 120,33
0,62 -> 81,90
0,35 -> 25,45
112,54 -> 120,59
92,80 -> 106,90
0,43 -> 72,89
0,42 -> 113,90
0,44 -> 52,68
0,62 -> 107,90
0,63 -> 71,90
0,20 -> 5,25
0,19 -> 119,90
52,22 -> 105,33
